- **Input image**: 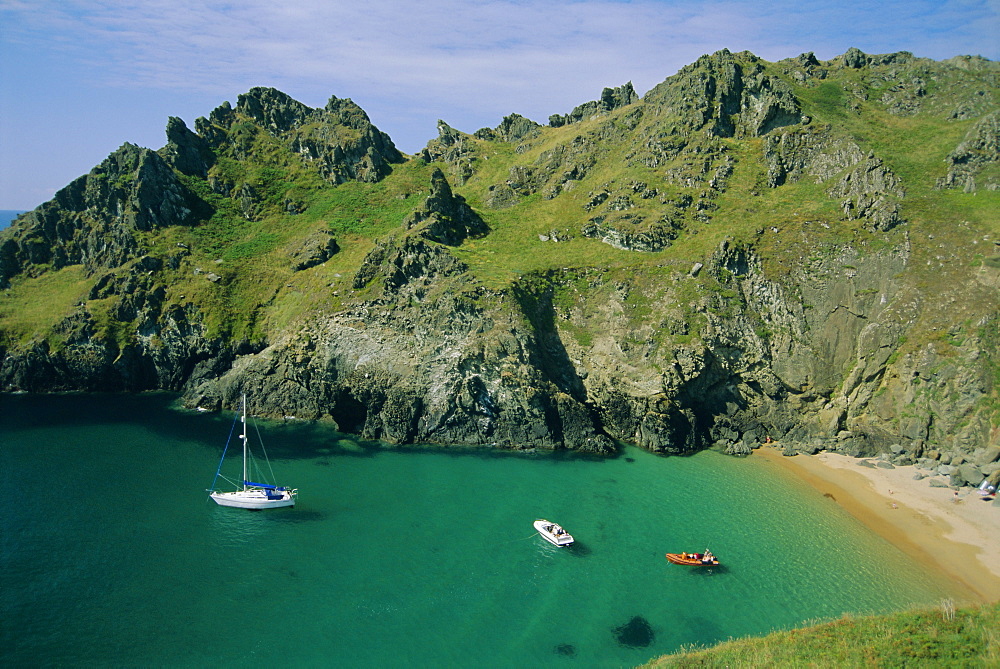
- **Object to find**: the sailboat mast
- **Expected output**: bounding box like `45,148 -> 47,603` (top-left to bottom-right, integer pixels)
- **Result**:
241,394 -> 248,490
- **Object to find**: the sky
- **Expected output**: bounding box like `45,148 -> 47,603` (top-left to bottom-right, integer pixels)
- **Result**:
1,0 -> 998,211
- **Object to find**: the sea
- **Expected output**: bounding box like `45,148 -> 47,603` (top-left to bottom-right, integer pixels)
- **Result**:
0,210 -> 25,230
1,392 -> 957,667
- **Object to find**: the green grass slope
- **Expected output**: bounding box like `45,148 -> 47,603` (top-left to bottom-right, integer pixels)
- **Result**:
644,601 -> 1000,668
0,49 -> 997,410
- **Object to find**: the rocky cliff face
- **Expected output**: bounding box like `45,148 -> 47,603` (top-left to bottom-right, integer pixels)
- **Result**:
0,143 -> 209,287
937,111 -> 1000,192
644,49 -> 802,138
2,49 -> 999,489
184,234 -> 615,452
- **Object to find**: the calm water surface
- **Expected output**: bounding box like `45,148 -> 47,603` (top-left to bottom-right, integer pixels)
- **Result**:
1,393 -> 954,667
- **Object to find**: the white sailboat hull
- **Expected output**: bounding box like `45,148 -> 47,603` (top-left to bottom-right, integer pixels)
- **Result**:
210,489 -> 296,509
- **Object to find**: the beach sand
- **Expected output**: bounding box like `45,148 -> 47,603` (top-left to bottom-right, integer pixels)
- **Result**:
754,446 -> 1000,604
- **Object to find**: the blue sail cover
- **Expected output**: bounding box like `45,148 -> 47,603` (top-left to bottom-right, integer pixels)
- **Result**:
243,481 -> 279,490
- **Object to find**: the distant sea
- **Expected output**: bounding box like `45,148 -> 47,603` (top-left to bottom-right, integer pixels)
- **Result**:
1,393 -> 959,667
0,210 -> 26,229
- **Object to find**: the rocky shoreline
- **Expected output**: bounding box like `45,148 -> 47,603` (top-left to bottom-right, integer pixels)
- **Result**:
767,438 -> 1000,497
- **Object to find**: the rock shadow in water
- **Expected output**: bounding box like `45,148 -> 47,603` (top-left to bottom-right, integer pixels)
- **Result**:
613,615 -> 654,648
554,643 -> 576,656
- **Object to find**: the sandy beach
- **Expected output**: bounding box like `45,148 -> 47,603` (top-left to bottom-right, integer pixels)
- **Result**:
754,446 -> 1000,604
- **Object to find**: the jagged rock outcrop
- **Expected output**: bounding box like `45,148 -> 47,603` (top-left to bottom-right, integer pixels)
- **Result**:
404,168 -> 489,245
837,47 -> 916,70
352,234 -> 468,292
287,231 -> 340,271
162,116 -> 215,178
420,121 -> 477,184
937,111 -> 1000,192
765,126 -> 864,186
580,177 -> 684,251
195,87 -> 404,188
764,126 -> 905,231
827,155 -> 905,231
778,52 -> 829,84
0,143 -> 209,287
485,164 -> 546,209
233,86 -> 314,133
581,214 -> 681,252
475,113 -> 541,143
548,82 -> 639,127
644,49 -> 802,138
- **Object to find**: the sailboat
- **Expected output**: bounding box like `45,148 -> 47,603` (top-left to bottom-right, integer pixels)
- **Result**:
208,394 -> 297,509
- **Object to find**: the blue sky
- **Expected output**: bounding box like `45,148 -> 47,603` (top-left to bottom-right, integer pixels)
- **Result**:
1,0 -> 997,211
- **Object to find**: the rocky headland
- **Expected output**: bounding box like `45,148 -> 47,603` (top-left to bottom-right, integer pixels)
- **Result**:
2,49 -> 999,491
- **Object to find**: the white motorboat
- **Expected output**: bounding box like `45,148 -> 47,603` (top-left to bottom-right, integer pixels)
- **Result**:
534,519 -> 574,546
208,394 -> 297,509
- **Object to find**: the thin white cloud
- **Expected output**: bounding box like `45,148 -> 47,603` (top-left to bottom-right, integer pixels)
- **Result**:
7,1 -> 997,108
3,2 -> 705,98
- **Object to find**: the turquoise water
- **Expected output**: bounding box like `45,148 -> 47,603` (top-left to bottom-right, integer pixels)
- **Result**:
1,393 -> 953,667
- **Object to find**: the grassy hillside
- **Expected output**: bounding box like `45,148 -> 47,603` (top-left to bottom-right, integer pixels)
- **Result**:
2,50 -> 997,352
1,49 -> 998,454
644,601 -> 1000,667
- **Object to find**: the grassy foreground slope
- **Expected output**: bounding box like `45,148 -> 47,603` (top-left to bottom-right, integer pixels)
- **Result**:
644,601 -> 1000,667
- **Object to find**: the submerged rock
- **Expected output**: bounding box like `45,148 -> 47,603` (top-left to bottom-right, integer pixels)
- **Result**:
554,643 -> 576,656
613,615 -> 654,648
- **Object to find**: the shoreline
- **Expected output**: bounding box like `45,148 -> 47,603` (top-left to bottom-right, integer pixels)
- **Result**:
753,446 -> 1000,604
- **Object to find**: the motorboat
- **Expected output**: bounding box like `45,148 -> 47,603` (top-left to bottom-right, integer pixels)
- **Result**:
533,519 -> 574,546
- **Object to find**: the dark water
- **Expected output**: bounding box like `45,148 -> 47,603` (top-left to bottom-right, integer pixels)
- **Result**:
0,393 -> 954,667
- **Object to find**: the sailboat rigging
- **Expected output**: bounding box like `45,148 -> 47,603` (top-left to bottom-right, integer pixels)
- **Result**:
207,394 -> 297,509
